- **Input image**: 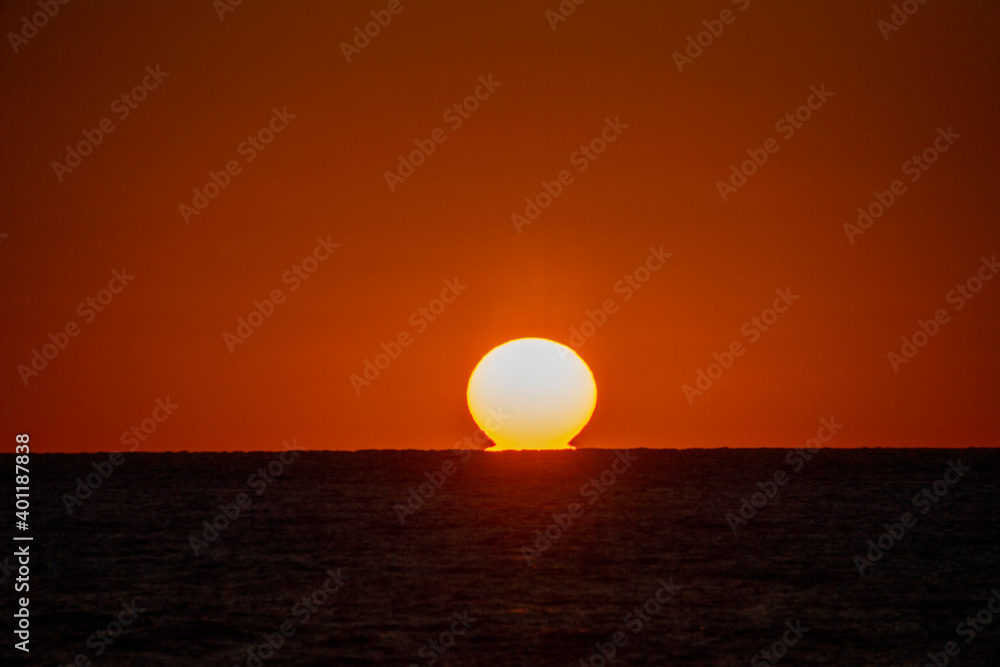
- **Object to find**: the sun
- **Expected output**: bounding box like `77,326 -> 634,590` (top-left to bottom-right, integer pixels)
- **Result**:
467,338 -> 597,452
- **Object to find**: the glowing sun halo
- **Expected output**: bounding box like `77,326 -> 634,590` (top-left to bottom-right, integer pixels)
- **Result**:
467,338 -> 597,452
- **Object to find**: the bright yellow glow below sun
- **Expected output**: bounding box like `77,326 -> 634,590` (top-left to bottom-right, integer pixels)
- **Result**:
467,338 -> 597,452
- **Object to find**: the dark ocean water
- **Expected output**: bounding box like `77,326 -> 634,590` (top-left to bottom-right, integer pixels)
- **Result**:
1,449 -> 999,666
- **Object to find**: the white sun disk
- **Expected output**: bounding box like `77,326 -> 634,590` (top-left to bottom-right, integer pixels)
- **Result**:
467,338 -> 597,451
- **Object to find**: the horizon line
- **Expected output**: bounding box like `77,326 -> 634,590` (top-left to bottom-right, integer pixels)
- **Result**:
12,445 -> 999,455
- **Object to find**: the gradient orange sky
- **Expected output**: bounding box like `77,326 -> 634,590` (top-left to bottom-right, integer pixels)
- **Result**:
2,0 -> 998,452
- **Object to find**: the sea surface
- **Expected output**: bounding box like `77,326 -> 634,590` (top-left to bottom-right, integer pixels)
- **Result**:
1,449 -> 999,666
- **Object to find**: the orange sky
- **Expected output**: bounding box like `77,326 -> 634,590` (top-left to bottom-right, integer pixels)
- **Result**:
2,0 -> 998,452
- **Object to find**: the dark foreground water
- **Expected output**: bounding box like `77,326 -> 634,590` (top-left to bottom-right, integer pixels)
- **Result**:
1,449 -> 999,666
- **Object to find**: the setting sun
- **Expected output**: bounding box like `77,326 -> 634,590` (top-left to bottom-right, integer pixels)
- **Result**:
467,338 -> 597,452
